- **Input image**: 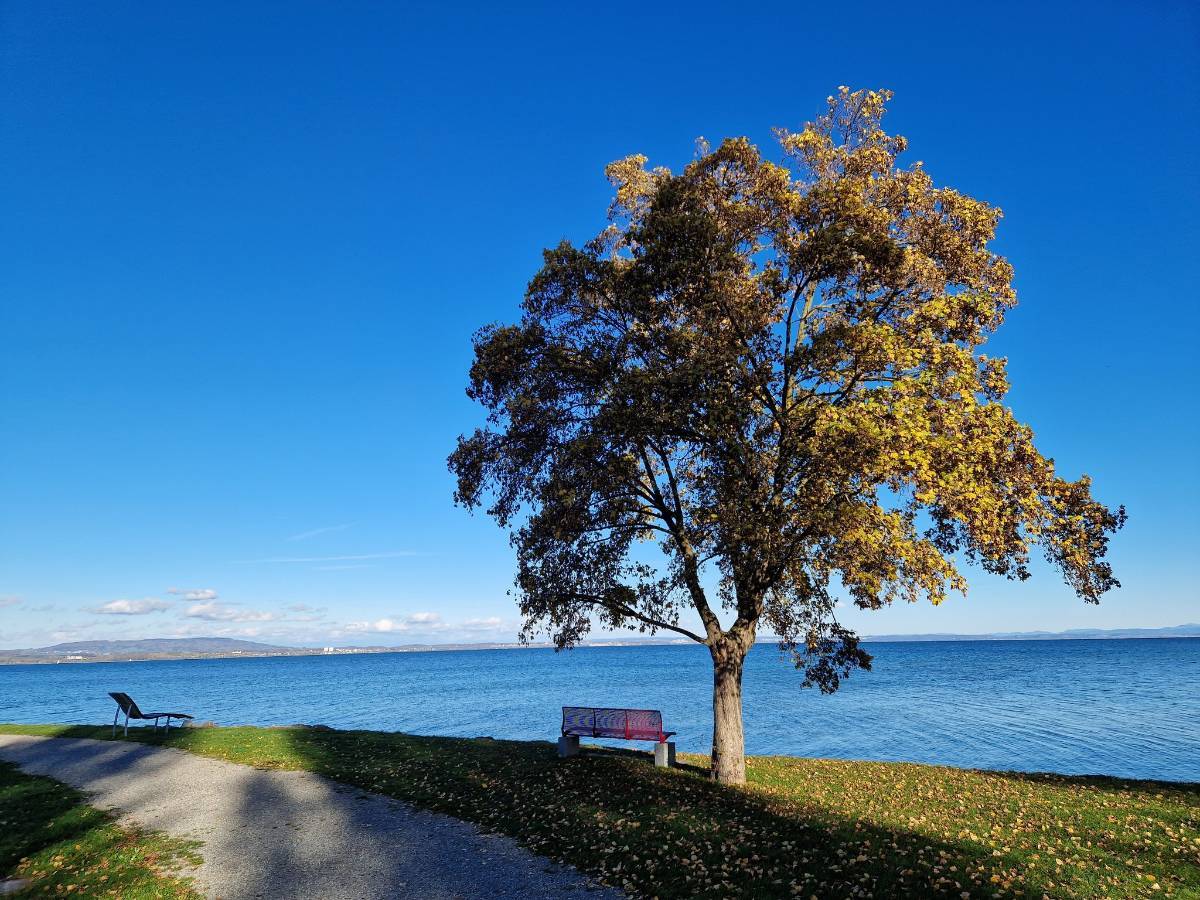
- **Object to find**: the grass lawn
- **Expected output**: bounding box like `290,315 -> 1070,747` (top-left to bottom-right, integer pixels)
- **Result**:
1,724 -> 1196,899
0,760 -> 201,898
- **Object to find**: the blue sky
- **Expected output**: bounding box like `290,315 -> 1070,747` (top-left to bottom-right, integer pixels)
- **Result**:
1,1 -> 1197,650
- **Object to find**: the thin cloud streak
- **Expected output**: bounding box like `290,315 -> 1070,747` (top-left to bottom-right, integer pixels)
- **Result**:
185,601 -> 277,622
233,551 -> 426,564
167,587 -> 218,601
89,598 -> 172,615
285,524 -> 351,542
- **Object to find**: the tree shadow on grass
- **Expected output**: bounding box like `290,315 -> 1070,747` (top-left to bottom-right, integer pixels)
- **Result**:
0,761 -> 97,873
571,740 -> 711,776
0,759 -> 200,897
983,767 -> 1200,796
270,729 -> 1054,899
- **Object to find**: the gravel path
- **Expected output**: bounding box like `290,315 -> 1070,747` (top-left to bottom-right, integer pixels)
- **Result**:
0,735 -> 621,900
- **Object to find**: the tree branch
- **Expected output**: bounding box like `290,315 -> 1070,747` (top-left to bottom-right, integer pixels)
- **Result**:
641,440 -> 724,641
571,592 -> 707,644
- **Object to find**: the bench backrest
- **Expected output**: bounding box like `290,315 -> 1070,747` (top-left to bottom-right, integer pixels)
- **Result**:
562,706 -> 665,741
109,692 -> 143,718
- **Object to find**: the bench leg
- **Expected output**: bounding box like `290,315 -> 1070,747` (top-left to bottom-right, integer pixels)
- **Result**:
557,735 -> 580,758
654,741 -> 676,768
124,712 -> 129,737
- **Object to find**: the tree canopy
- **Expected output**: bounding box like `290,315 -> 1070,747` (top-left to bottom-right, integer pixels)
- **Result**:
450,87 -> 1124,780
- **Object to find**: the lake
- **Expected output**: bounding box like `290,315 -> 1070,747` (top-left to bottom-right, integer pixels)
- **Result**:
1,638 -> 1196,782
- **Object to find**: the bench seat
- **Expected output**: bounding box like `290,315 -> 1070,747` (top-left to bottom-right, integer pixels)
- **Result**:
561,706 -> 675,743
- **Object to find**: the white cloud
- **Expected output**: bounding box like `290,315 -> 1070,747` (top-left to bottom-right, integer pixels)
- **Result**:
167,588 -> 218,601
0,596 -> 21,609
344,617 -> 408,634
91,598 -> 172,616
185,601 -> 276,623
341,612 -> 510,639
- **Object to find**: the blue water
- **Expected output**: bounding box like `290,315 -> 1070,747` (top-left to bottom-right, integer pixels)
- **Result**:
1,639 -> 1196,783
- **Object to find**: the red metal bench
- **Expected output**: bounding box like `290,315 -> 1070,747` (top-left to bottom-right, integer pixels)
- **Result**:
559,706 -> 676,767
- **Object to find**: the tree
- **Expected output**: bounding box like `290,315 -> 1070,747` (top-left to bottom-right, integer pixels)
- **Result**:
449,88 -> 1125,785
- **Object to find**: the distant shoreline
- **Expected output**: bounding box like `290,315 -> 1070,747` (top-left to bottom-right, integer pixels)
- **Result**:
1,626 -> 1195,666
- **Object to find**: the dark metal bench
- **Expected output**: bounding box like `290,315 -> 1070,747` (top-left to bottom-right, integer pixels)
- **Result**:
558,706 -> 676,767
109,692 -> 193,737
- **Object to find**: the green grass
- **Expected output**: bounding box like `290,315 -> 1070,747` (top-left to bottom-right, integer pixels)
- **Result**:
2,723 -> 1197,899
0,759 -> 201,898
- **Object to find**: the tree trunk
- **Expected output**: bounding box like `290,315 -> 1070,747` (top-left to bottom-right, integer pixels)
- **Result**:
710,641 -> 748,784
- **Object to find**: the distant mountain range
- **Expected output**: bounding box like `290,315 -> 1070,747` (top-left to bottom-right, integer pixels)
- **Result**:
0,625 -> 1195,665
860,624 -> 1200,642
0,637 -> 303,664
